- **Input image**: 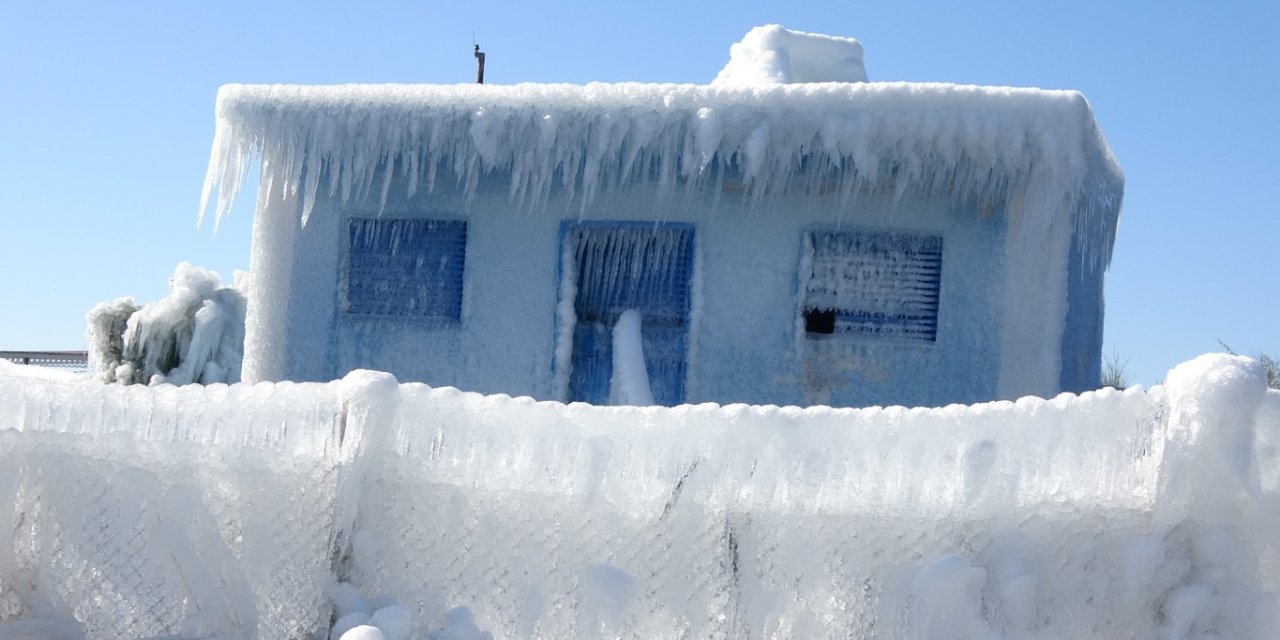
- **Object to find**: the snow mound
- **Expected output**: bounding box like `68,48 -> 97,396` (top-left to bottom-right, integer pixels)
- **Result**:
86,262 -> 247,385
712,24 -> 868,85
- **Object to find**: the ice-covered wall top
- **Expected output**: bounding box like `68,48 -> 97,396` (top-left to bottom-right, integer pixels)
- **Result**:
712,24 -> 868,85
200,81 -> 1123,266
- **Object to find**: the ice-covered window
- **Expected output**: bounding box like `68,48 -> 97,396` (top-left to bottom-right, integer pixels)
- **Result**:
343,218 -> 467,321
801,229 -> 942,343
561,223 -> 695,406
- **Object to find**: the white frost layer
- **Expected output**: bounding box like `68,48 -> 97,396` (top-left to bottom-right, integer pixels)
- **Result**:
712,24 -> 868,85
200,81 -> 1122,267
8,355 -> 1271,638
86,263 -> 247,386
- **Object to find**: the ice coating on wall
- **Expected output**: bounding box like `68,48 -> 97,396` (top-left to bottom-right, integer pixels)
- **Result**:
712,24 -> 868,85
199,81 -> 1122,269
2,354 -> 1278,638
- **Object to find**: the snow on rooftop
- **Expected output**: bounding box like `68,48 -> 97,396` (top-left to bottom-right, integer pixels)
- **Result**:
201,83 -> 1121,261
712,24 -> 868,85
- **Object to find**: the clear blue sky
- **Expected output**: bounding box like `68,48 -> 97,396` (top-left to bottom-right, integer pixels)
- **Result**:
1,0 -> 1276,386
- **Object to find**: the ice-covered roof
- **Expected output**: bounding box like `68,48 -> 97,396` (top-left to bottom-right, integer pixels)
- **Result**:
200,80 -> 1122,265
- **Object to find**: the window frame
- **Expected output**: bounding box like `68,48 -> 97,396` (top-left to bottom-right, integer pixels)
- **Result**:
554,220 -> 697,406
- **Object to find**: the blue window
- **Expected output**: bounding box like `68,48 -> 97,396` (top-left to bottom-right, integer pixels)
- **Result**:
561,223 -> 695,405
344,218 -> 467,321
802,229 -> 942,343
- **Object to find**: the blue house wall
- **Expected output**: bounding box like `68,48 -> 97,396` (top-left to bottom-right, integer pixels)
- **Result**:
271,167 -> 1013,408
1058,227 -> 1106,393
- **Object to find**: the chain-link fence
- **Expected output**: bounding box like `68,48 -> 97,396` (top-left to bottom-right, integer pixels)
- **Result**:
0,370 -> 349,639
1,357 -> 1277,639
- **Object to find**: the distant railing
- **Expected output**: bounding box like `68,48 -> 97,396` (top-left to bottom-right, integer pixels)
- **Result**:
0,350 -> 89,370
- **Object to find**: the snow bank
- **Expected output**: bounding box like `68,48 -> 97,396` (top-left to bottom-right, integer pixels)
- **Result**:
2,354 -> 1276,638
712,24 -> 868,85
200,79 -> 1122,268
87,263 -> 246,385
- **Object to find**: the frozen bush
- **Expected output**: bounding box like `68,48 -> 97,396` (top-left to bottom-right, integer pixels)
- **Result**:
86,262 -> 246,385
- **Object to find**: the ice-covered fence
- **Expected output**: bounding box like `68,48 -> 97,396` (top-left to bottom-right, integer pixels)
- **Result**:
0,366 -> 351,639
347,358 -> 1278,639
1,355 -> 1278,639
0,351 -> 88,371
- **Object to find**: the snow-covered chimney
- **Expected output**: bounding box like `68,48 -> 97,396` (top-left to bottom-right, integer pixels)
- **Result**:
712,25 -> 867,86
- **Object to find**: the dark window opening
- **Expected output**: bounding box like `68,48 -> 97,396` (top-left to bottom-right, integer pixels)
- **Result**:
804,308 -> 837,334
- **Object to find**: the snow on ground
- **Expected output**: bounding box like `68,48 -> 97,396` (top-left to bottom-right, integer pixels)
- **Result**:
0,354 -> 1277,638
327,583 -> 490,640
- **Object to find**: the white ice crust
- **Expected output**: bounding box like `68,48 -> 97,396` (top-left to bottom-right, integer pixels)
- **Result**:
200,81 -> 1122,268
712,24 -> 868,85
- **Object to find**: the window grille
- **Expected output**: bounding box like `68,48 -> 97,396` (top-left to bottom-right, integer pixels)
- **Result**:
802,229 -> 942,343
562,223 -> 695,405
344,218 -> 467,321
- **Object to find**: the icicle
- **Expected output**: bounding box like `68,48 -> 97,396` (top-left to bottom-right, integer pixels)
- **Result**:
199,83 -> 1122,268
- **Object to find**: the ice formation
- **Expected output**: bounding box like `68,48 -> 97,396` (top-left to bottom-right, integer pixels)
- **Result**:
1,354 -> 1277,638
86,262 -> 247,385
199,80 -> 1122,268
326,585 -> 492,640
608,309 -> 654,406
712,24 -> 868,85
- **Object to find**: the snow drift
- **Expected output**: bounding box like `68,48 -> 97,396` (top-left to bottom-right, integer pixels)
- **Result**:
1,354 -> 1277,638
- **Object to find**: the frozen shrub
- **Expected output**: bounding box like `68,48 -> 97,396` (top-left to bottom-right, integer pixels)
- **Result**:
86,262 -> 246,385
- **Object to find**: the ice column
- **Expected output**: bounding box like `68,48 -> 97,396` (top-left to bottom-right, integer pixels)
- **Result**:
241,177 -> 298,383
608,309 -> 654,406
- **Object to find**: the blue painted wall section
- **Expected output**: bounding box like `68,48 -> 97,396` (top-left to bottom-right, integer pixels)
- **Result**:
273,161 -> 1089,408
1059,223 -> 1106,392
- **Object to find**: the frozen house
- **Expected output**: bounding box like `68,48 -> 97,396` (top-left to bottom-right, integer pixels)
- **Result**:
198,26 -> 1122,408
